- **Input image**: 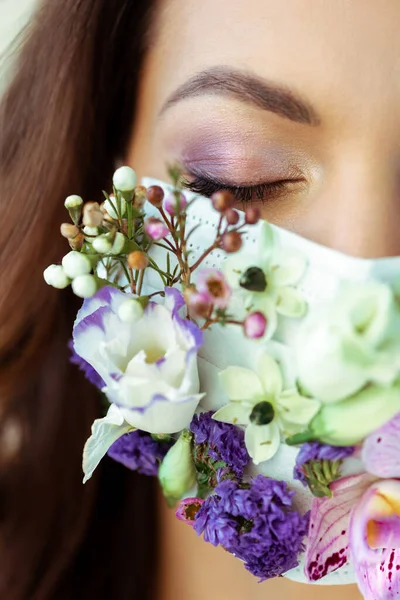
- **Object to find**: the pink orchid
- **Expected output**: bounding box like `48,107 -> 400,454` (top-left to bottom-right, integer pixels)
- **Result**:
306,413 -> 400,599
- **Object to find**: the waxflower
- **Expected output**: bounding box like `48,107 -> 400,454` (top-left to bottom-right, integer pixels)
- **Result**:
212,351 -> 319,464
176,497 -> 204,526
164,191 -> 187,216
77,287 -> 204,480
159,431 -> 197,506
295,281 -> 400,403
223,221 -> 306,338
62,251 -> 92,279
144,217 -> 169,241
243,312 -> 267,339
195,268 -> 231,309
43,264 -> 70,289
113,165 -> 137,193
305,413 -> 400,599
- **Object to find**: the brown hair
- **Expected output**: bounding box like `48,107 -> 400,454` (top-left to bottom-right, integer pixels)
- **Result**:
0,1 -> 159,598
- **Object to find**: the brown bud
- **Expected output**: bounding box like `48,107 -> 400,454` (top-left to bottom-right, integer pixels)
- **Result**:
221,231 -> 243,253
211,190 -> 235,213
134,185 -> 147,208
245,206 -> 261,225
127,251 -> 149,270
60,223 -> 80,239
83,202 -> 103,227
225,208 -> 240,225
69,233 -> 84,251
146,185 -> 164,208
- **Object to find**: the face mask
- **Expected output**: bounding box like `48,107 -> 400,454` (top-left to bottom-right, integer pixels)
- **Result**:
142,177 -> 400,585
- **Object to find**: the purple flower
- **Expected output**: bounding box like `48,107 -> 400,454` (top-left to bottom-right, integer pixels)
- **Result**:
294,442 -> 354,486
107,430 -> 172,476
190,411 -> 249,479
194,475 -> 309,581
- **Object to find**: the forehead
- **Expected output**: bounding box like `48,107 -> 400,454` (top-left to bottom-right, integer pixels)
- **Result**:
149,0 -> 400,124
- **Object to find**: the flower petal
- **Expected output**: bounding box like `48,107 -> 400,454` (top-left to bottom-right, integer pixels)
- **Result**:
268,254 -> 307,287
82,404 -> 132,483
257,221 -> 275,265
305,473 -> 373,581
362,413 -> 400,479
219,366 -> 263,401
277,389 -> 320,428
245,421 -> 280,464
274,286 -> 307,318
212,402 -> 251,426
356,549 -> 400,600
350,480 -> 400,600
350,480 -> 400,565
256,352 -> 283,397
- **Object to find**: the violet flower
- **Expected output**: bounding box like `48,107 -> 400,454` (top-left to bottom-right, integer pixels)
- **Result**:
190,411 -> 249,480
294,441 -> 354,487
194,475 -> 309,581
107,430 -> 172,476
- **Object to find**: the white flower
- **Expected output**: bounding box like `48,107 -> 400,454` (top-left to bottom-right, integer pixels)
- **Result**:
109,232 -> 125,255
213,351 -> 319,464
62,251 -> 92,278
74,286 -> 204,436
295,281 -> 400,403
223,221 -> 307,337
72,274 -> 98,298
113,166 -> 137,193
43,264 -> 70,289
83,225 -> 99,241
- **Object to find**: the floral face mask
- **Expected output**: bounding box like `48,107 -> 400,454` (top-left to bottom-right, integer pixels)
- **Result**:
44,167 -> 400,598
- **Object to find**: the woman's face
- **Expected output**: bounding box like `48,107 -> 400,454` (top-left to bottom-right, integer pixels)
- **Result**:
128,0 -> 400,258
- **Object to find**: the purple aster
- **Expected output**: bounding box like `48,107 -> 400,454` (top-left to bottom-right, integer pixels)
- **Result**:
107,430 -> 172,476
294,442 -> 354,486
190,411 -> 249,479
68,339 -> 105,389
194,475 -> 309,581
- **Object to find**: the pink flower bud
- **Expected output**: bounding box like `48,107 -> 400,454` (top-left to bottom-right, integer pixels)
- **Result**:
244,311 -> 267,339
164,192 -> 187,216
176,497 -> 204,526
144,217 -> 169,241
187,291 -> 213,318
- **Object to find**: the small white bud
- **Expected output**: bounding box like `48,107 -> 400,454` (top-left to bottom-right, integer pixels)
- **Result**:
64,195 -> 83,209
71,274 -> 97,298
104,195 -> 127,219
64,195 -> 84,225
43,265 -> 70,289
92,235 -> 113,254
113,166 -> 137,192
83,226 -> 99,242
62,251 -> 92,278
118,298 -> 144,323
110,232 -> 125,255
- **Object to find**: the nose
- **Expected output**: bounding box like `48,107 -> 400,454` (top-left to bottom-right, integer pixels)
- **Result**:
299,145 -> 400,258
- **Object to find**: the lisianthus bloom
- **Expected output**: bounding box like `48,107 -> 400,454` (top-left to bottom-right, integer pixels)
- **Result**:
223,221 -> 307,338
296,281 -> 400,403
305,413 -> 400,599
75,286 -> 204,481
195,268 -> 231,309
212,351 -> 319,464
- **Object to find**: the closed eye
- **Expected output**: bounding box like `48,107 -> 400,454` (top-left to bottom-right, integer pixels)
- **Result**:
182,173 -> 304,203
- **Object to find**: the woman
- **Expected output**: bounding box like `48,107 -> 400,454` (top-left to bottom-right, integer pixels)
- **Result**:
1,0 -> 397,598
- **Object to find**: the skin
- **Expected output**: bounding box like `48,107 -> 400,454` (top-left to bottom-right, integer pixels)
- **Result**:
127,0 -> 400,597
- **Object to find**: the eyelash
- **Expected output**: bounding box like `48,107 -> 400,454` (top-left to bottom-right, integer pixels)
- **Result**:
182,174 -> 299,203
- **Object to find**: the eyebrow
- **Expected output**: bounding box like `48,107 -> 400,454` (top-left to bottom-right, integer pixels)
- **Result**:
159,66 -> 320,126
